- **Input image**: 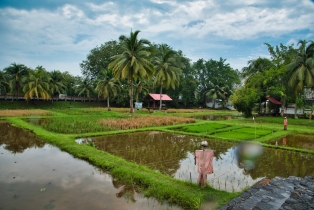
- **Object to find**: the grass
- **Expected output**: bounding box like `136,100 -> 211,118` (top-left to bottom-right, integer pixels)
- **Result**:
2,103 -> 314,209
178,123 -> 229,133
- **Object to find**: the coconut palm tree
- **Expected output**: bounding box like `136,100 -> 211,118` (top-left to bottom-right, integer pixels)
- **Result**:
75,77 -> 94,103
287,40 -> 314,93
95,76 -> 120,111
287,40 -> 314,117
0,71 -> 8,97
242,57 -> 274,80
48,70 -> 66,103
23,66 -> 50,101
204,78 -> 225,108
108,30 -> 154,113
4,63 -> 29,102
134,80 -> 150,102
153,44 -> 182,110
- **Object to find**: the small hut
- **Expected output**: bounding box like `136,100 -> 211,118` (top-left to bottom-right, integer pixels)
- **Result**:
144,93 -> 172,110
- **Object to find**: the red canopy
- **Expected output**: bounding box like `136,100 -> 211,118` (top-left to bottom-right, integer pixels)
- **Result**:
267,97 -> 281,105
146,94 -> 172,101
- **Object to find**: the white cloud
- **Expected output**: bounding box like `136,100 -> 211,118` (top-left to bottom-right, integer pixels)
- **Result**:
1,0 -> 314,75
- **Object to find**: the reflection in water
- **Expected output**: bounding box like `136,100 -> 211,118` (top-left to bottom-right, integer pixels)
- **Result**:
0,121 -> 45,153
112,179 -> 137,202
77,132 -> 314,192
0,123 -> 181,210
270,134 -> 314,150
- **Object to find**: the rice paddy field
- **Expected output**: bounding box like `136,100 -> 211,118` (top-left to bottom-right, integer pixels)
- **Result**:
1,105 -> 314,209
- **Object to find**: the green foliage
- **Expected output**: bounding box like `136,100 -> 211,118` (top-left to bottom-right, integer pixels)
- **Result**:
80,40 -> 121,79
230,87 -> 261,117
193,58 -> 240,105
108,30 -> 154,113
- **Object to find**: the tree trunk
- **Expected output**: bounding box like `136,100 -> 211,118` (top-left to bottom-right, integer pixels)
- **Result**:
129,77 -> 134,113
107,95 -> 111,111
280,97 -> 286,117
159,82 -> 163,111
212,99 -> 216,109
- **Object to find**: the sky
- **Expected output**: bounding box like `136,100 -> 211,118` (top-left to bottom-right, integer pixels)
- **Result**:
0,0 -> 314,76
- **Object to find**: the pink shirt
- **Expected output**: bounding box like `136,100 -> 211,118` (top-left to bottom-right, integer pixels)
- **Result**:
194,149 -> 214,174
284,119 -> 288,126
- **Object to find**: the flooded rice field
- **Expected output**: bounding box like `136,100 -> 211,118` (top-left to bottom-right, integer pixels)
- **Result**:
269,134 -> 314,150
77,132 -> 314,192
0,122 -> 181,210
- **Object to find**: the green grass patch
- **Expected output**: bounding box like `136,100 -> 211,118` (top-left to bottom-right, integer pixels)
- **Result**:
213,127 -> 273,140
179,123 -> 229,133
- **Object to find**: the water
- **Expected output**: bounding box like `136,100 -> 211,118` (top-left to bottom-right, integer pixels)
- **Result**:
270,134 -> 314,150
0,122 -> 181,210
77,132 -> 314,192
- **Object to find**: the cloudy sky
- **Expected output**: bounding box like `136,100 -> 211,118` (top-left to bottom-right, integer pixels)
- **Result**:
1,0 -> 314,76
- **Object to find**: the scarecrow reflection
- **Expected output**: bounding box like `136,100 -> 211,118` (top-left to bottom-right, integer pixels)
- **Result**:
112,179 -> 137,202
194,141 -> 214,188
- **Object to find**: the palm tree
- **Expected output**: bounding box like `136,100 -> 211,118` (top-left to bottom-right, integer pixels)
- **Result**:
153,44 -> 182,110
287,40 -> 314,117
242,57 -> 273,80
108,30 -> 154,113
0,71 -> 8,97
4,63 -> 28,102
48,70 -> 66,103
75,77 -> 94,102
220,86 -> 233,108
204,78 -> 225,108
95,76 -> 120,111
23,66 -> 50,101
134,80 -> 150,102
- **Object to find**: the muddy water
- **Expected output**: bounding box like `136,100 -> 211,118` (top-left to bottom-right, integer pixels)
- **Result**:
77,132 -> 314,192
269,134 -> 314,150
0,122 -> 181,210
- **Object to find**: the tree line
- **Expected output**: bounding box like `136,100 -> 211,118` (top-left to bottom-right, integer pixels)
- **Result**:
0,30 -> 240,112
232,40 -> 314,117
1,29 -> 313,116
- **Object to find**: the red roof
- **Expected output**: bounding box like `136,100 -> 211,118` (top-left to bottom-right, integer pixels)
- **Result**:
267,97 -> 281,105
146,94 -> 172,101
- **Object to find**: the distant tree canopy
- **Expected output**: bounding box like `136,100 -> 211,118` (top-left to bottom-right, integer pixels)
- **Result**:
3,30 -> 312,116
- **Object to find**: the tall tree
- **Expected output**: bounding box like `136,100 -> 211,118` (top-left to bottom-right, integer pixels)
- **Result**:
242,57 -> 273,79
75,77 -> 94,102
108,30 -> 154,113
95,74 -> 120,111
4,63 -> 29,102
204,78 -> 225,108
287,40 -> 314,117
0,70 -> 8,97
264,42 -> 296,115
194,58 -> 240,106
153,44 -> 182,110
48,70 -> 66,103
23,66 -> 50,101
80,40 -> 121,80
230,87 -> 261,118
133,80 -> 150,102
